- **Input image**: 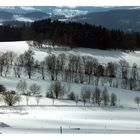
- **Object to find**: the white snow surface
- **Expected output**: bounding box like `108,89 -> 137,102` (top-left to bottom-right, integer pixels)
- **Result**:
0,106 -> 140,134
0,41 -> 47,61
0,41 -> 140,133
53,8 -> 88,18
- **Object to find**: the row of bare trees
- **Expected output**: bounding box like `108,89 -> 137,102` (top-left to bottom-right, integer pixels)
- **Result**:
0,81 -> 42,106
0,80 -> 118,107
0,80 -> 43,107
0,49 -> 140,91
16,80 -> 42,105
79,86 -> 117,107
46,81 -> 117,107
0,49 -> 34,79
80,86 -> 117,107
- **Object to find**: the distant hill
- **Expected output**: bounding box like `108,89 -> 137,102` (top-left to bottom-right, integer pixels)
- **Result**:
0,11 -> 50,22
72,9 -> 140,32
0,11 -> 13,20
23,11 -> 50,20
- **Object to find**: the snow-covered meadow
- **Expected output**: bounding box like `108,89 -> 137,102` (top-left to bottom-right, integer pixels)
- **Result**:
0,41 -> 139,66
0,41 -> 140,133
1,106 -> 140,134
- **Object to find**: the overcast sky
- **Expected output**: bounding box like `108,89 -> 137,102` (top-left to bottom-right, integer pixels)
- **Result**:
0,0 -> 140,6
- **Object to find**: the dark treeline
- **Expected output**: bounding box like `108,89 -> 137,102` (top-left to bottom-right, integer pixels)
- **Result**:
27,19 -> 140,50
0,25 -> 23,41
0,19 -> 140,50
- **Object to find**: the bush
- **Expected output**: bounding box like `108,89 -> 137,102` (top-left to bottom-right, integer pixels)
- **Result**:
68,92 -> 75,100
2,90 -> 21,106
46,92 -> 54,98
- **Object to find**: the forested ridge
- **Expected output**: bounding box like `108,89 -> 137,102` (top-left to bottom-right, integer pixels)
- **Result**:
0,19 -> 140,50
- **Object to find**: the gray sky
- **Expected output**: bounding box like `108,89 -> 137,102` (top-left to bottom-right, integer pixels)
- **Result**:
0,0 -> 139,6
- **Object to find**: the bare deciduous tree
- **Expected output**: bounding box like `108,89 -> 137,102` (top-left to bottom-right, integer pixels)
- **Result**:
0,53 -> 5,76
75,94 -> 79,106
29,83 -> 41,96
80,86 -> 92,106
23,49 -> 35,79
58,53 -> 66,71
91,87 -> 96,104
45,54 -> 60,81
106,62 -> 117,78
8,51 -> 17,65
29,83 -> 41,105
16,80 -> 27,94
3,52 -> 11,77
68,91 -> 75,100
129,78 -> 136,90
65,83 -> 71,96
48,81 -> 65,99
80,92 -> 87,107
18,54 -> 25,66
14,55 -> 24,78
2,90 -> 21,106
40,61 -> 46,80
35,94 -> 42,105
0,52 -> 13,77
102,86 -> 110,106
82,56 -> 94,84
25,91 -> 31,106
131,63 -> 138,80
135,97 -> 140,107
46,91 -> 55,105
93,87 -> 102,106
119,60 -> 129,79
110,93 -> 117,106
67,54 -> 81,83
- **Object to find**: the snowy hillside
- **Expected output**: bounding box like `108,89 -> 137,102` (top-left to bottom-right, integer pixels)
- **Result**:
0,41 -> 139,65
0,41 -> 139,69
0,41 -> 140,133
0,41 -> 140,108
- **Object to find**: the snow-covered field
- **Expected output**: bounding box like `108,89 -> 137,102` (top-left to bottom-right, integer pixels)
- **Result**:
0,41 -> 140,66
0,106 -> 140,134
0,41 -> 140,133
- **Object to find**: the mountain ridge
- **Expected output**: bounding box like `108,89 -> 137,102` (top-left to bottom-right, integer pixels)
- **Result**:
0,7 -> 140,32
